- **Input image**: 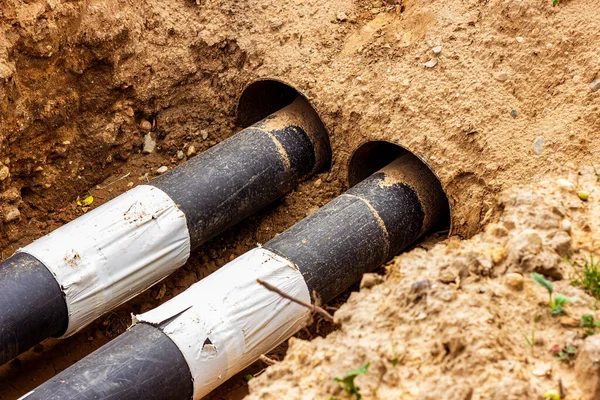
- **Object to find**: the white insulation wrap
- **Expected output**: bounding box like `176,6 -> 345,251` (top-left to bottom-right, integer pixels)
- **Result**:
134,247 -> 311,399
19,185 -> 190,336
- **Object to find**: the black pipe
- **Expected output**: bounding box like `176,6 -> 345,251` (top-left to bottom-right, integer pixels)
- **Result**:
22,323 -> 194,400
265,153 -> 446,303
0,253 -> 67,365
0,96 -> 330,366
152,98 -> 330,247
22,154 -> 446,400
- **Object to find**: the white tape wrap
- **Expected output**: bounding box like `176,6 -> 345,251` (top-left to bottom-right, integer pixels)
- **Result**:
134,247 -> 311,399
19,185 -> 190,336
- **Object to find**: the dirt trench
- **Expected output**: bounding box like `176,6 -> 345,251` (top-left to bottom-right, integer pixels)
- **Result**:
1,0 -> 600,398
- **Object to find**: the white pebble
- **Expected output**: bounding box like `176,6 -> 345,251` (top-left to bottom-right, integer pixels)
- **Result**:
556,178 -> 575,192
156,166 -> 168,174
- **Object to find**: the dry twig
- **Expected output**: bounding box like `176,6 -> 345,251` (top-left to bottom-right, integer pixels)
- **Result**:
256,278 -> 334,322
259,354 -> 278,366
96,172 -> 131,190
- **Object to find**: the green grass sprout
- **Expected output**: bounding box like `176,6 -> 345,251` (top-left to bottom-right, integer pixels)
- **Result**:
334,363 -> 370,400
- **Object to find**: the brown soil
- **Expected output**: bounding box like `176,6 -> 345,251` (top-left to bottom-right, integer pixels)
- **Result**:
1,0 -> 599,398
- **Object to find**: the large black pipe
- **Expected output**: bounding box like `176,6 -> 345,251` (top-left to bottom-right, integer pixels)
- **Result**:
23,154 -> 447,400
0,253 -> 68,365
0,96 -> 330,366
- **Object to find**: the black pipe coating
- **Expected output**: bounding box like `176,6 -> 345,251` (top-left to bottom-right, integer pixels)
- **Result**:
0,253 -> 68,365
22,323 -> 194,400
152,99 -> 328,246
266,154 -> 446,303
265,165 -> 424,303
0,96 -> 330,367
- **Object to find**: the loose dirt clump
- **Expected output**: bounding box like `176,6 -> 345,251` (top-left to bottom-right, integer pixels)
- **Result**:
247,167 -> 600,399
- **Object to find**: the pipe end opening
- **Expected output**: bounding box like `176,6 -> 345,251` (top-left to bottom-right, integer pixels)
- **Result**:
348,141 -> 451,235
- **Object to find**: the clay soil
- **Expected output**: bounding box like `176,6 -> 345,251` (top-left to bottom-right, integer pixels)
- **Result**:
1,0 -> 600,398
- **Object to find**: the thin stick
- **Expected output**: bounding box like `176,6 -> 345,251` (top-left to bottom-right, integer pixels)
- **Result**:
256,278 -> 334,322
97,172 -> 131,190
259,354 -> 278,366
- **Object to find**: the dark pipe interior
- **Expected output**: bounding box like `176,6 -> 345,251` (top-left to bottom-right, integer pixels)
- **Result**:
237,80 -> 301,127
348,141 -> 406,187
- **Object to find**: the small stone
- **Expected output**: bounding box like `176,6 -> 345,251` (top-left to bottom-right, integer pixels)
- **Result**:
505,273 -> 524,291
432,45 -> 442,54
556,178 -> 575,192
1,188 -> 20,202
579,190 -> 590,201
140,120 -> 152,131
127,182 -> 134,188
510,109 -> 518,118
590,79 -> 600,92
516,36 -> 525,43
336,12 -> 348,21
0,164 -> 9,181
575,335 -> 600,399
495,71 -> 509,82
200,130 -> 209,140
314,178 -> 322,188
3,206 -> 20,223
187,145 -> 196,157
532,136 -> 544,154
490,247 -> 507,264
573,75 -> 582,83
550,230 -> 571,256
532,362 -> 552,377
360,273 -> 384,289
143,133 -> 156,154
156,166 -> 168,174
424,58 -> 438,68
559,316 -> 580,327
177,150 -> 185,160
560,219 -> 572,233
439,291 -> 457,302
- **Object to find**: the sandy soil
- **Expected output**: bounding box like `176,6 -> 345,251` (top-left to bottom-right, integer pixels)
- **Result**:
248,167 -> 600,400
1,0 -> 599,398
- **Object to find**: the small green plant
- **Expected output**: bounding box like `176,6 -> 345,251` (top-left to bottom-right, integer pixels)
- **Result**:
531,273 -> 577,314
555,346 -> 577,363
572,255 -> 600,300
524,315 -> 542,354
244,374 -> 253,382
333,363 -> 370,400
552,0 -> 559,6
579,314 -> 600,336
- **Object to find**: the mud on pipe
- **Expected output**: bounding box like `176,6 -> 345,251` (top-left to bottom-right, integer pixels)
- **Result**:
22,154 -> 446,400
0,96 -> 330,366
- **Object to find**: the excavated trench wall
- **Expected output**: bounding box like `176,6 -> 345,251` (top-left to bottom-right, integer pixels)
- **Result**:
3,0 -> 598,251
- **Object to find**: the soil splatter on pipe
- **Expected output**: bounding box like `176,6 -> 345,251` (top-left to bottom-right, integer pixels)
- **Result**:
21,153 -> 446,399
0,96 -> 330,366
